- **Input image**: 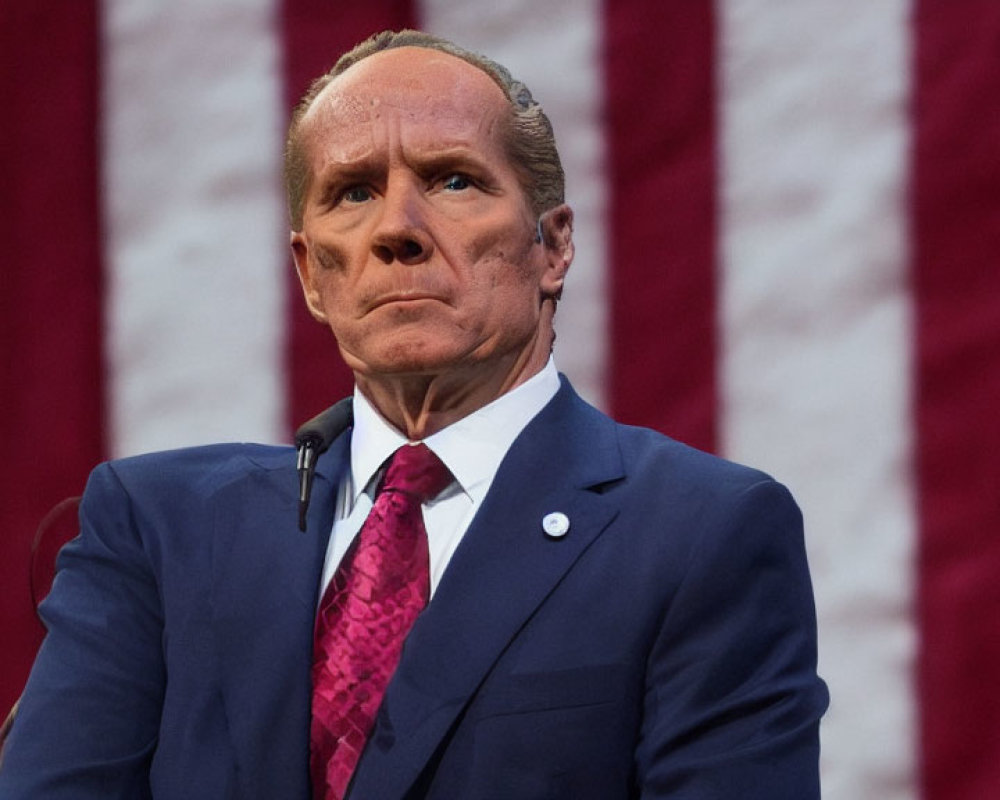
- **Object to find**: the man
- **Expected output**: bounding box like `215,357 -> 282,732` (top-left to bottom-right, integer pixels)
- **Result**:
0,30 -> 828,799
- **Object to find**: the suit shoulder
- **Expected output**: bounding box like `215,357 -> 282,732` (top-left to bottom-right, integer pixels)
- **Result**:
613,420 -> 782,499
549,379 -> 782,500
91,442 -> 295,499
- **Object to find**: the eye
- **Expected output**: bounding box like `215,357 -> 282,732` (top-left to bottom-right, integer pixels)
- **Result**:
441,174 -> 472,192
341,185 -> 373,204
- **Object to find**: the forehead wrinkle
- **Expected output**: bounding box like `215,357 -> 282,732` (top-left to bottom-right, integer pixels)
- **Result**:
332,46 -> 508,105
310,94 -> 506,178
319,47 -> 508,129
303,94 -> 385,178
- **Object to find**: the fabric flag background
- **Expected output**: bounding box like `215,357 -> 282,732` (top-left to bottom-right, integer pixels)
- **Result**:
2,1 -> 997,797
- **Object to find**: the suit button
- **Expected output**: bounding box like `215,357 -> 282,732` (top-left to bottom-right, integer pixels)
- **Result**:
542,512 -> 570,538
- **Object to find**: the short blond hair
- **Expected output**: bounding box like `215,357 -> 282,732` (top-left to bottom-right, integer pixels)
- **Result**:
284,29 -> 564,230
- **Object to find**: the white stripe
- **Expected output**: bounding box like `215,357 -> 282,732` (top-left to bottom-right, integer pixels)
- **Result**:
419,0 -> 609,409
103,0 -> 286,455
718,2 -> 915,797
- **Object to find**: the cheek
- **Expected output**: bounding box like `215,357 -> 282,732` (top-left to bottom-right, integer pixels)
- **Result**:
308,241 -> 364,314
459,219 -> 538,288
469,255 -> 545,334
312,241 -> 350,275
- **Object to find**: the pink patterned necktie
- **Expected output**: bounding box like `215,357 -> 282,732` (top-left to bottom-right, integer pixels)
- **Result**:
310,443 -> 452,800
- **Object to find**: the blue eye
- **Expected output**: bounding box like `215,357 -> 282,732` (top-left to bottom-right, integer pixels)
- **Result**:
442,174 -> 471,191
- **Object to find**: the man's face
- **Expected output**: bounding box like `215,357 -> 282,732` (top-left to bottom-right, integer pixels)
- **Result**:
290,47 -> 570,384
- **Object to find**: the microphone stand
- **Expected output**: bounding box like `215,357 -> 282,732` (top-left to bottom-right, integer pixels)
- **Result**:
294,397 -> 353,532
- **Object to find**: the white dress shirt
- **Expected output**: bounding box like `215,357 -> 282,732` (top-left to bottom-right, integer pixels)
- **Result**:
318,359 -> 561,598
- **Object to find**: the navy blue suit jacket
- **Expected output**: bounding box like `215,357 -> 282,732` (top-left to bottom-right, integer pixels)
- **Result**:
0,380 -> 828,798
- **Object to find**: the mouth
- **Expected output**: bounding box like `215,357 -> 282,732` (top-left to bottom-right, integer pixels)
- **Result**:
368,292 -> 447,311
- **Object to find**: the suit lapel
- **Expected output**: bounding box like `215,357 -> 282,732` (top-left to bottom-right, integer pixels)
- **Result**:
210,437 -> 348,794
350,381 -> 624,798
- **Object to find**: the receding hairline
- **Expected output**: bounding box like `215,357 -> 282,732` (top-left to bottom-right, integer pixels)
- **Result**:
296,45 -> 511,134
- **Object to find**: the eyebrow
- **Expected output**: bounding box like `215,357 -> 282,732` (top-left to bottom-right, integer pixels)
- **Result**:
402,147 -> 507,193
313,158 -> 384,205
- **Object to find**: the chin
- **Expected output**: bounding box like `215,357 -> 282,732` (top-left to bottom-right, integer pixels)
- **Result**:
349,340 -> 471,377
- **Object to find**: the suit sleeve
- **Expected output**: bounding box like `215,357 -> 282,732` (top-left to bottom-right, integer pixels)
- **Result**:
636,478 -> 829,799
0,462 -> 164,799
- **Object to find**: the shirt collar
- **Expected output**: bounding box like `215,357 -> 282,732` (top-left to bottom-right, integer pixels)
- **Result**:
349,359 -> 561,504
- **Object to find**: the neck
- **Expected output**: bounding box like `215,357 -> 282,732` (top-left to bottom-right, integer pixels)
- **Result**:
356,341 -> 551,441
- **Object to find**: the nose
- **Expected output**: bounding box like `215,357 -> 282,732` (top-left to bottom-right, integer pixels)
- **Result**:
371,178 -> 434,266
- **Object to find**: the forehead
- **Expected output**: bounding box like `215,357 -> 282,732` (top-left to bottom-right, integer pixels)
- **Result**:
300,47 -> 511,160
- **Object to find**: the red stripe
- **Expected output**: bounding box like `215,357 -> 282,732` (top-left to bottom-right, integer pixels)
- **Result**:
914,2 -> 1000,797
0,2 -> 105,713
281,2 -> 418,430
603,2 -> 718,452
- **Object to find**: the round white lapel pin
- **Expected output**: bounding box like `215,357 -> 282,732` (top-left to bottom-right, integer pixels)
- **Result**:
542,512 -> 570,538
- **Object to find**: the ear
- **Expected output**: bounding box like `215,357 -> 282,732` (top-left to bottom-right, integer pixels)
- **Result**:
538,204 -> 574,299
290,231 -> 329,323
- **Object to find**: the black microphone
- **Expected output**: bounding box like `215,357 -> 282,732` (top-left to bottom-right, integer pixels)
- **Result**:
294,397 -> 353,532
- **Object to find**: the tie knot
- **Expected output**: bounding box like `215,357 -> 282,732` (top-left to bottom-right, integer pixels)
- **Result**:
381,443 -> 452,503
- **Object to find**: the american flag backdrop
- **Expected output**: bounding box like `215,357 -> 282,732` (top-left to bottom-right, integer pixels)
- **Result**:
2,1 -> 998,797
